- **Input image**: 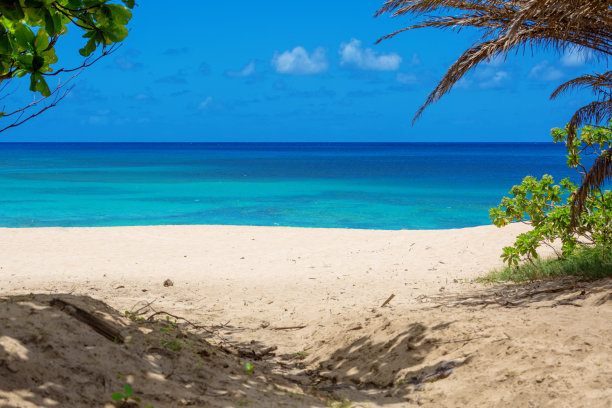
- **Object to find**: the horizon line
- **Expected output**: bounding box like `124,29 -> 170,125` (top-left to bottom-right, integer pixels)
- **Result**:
0,141 -> 557,144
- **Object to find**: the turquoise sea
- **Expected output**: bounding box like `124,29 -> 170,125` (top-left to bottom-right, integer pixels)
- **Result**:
0,143 -> 579,229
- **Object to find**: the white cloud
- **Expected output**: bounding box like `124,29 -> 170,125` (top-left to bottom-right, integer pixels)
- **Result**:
272,46 -> 328,75
455,67 -> 510,89
114,56 -> 142,71
529,60 -> 564,81
133,93 -> 154,101
396,72 -> 417,84
198,96 -> 213,110
561,47 -> 591,67
226,61 -> 256,78
339,39 -> 402,71
479,70 -> 509,89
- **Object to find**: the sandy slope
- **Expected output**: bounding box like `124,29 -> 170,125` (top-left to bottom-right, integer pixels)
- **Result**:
0,224 -> 610,407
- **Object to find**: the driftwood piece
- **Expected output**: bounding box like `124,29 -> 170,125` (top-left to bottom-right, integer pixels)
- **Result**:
145,310 -> 215,334
432,334 -> 491,345
271,325 -> 306,330
380,294 -> 395,308
50,298 -> 124,343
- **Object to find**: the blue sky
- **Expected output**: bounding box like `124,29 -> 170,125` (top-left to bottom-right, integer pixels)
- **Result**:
3,1 -> 603,142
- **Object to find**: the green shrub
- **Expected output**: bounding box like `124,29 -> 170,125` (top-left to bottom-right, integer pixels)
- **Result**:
490,121 -> 612,267
485,246 -> 612,282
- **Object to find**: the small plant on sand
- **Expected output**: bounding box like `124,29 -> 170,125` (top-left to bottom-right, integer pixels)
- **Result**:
111,384 -> 153,407
159,315 -> 184,352
243,361 -> 255,375
124,310 -> 146,322
294,350 -> 308,360
490,122 -> 612,272
326,397 -> 352,408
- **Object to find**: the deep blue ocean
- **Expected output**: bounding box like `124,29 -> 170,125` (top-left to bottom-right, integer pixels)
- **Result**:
0,143 -> 579,229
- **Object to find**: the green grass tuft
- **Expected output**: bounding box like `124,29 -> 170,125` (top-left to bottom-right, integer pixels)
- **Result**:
483,246 -> 612,283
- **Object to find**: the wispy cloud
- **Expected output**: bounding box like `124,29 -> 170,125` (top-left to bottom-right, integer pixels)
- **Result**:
66,82 -> 107,103
162,47 -> 190,56
529,61 -> 564,81
87,109 -> 111,125
560,47 -> 591,67
456,67 -> 511,89
156,75 -> 187,84
198,96 -> 213,110
132,93 -> 155,101
272,46 -> 328,75
396,72 -> 418,85
408,53 -> 421,66
288,86 -> 336,99
225,61 -> 256,78
479,70 -> 509,89
339,39 -> 401,71
114,56 -> 143,71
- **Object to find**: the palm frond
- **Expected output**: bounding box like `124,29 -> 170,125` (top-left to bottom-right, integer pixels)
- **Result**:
566,100 -> 612,145
375,0 -> 612,120
571,149 -> 612,228
550,71 -> 612,100
413,39 -> 503,122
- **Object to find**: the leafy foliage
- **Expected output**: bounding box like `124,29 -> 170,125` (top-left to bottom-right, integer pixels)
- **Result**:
490,122 -> 612,266
0,0 -> 134,97
484,246 -> 612,283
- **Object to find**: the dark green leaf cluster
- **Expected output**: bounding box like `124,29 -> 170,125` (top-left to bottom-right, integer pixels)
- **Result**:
490,122 -> 612,266
0,0 -> 133,96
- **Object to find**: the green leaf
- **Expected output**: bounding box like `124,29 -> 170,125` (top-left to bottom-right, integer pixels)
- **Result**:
17,54 -> 34,70
0,1 -> 25,20
29,72 -> 51,96
111,392 -> 125,401
34,29 -> 49,52
36,76 -> 50,96
107,4 -> 132,25
79,38 -> 96,57
0,33 -> 13,55
123,384 -> 134,398
43,9 -> 59,37
12,24 -> 36,48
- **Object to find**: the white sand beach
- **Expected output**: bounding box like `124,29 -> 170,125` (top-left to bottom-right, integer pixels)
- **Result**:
1,224 -> 611,407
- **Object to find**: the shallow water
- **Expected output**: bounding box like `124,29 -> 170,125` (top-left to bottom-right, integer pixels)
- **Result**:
0,142 -> 579,229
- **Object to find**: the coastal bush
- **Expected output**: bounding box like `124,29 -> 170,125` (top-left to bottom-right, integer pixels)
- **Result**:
484,246 -> 612,283
490,122 -> 612,267
0,0 -> 133,131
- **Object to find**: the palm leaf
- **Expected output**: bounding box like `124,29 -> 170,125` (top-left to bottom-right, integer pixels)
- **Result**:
375,0 -> 612,226
571,149 -> 612,228
375,0 -> 612,121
